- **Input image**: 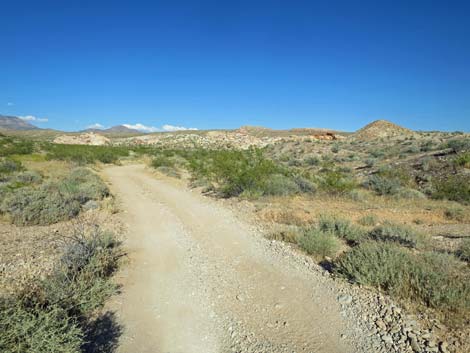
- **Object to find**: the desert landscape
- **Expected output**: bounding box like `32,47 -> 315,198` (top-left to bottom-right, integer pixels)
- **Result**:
2,2 -> 469,352
1,116 -> 469,352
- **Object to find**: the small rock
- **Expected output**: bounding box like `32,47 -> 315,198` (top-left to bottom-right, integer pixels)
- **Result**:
83,200 -> 99,210
439,341 -> 449,353
409,337 -> 420,352
337,294 -> 353,305
382,335 -> 393,344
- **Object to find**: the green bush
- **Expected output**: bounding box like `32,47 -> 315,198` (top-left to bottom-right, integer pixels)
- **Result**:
318,170 -> 356,195
187,148 -> 283,197
336,242 -> 470,313
151,155 -> 175,168
432,174 -> 470,204
453,152 -> 470,168
298,229 -> 340,258
0,136 -> 34,157
0,299 -> 83,353
369,222 -> 421,248
45,144 -> 129,164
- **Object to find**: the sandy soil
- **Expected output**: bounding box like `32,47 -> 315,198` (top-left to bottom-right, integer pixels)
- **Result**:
103,164 -> 369,353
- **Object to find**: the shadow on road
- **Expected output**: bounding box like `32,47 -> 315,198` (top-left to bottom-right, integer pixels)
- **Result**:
83,311 -> 122,353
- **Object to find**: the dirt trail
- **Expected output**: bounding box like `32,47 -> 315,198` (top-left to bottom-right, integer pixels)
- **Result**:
104,164 -> 365,353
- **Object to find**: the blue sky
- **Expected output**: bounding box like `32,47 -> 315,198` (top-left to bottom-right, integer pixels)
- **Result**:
1,0 -> 469,132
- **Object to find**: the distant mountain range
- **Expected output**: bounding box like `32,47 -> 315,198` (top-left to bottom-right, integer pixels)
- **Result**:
81,125 -> 140,134
0,115 -> 39,130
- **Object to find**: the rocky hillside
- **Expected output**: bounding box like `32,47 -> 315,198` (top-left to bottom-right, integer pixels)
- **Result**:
0,115 -> 39,130
353,120 -> 414,140
53,132 -> 111,145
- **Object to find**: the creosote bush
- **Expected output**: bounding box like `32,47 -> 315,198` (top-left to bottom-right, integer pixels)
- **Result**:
45,144 -> 129,164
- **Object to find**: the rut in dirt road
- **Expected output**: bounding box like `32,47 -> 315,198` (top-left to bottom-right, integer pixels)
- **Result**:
104,164 -> 365,353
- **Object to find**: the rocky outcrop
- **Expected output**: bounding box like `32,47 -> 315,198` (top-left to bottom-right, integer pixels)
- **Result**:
53,132 -> 110,146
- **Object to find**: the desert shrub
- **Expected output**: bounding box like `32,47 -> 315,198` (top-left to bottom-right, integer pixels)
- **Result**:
60,168 -> 109,203
298,229 -> 340,258
13,171 -> 42,184
444,206 -> 465,221
366,174 -> 401,195
432,174 -> 470,204
1,168 -> 108,225
1,185 -> 81,225
287,159 -> 302,167
0,159 -> 23,175
457,238 -> 470,262
446,138 -> 470,153
318,170 -> 356,195
331,145 -> 339,153
0,226 -> 120,353
336,242 -> 470,313
263,174 -> 300,196
318,214 -> 367,244
155,166 -> 180,178
395,187 -> 426,200
0,299 -> 83,353
45,144 -> 129,164
293,176 -> 317,194
304,155 -> 320,166
347,189 -> 369,201
404,145 -> 420,154
369,222 -> 421,248
151,155 -> 175,168
0,137 -> 34,156
420,140 -> 436,152
268,225 -> 303,243
365,158 -> 375,168
453,152 -> 470,168
187,148 -> 284,197
358,214 -> 378,226
370,150 -> 385,158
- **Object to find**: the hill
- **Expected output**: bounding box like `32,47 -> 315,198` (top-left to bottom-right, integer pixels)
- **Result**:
81,125 -> 140,134
0,115 -> 39,130
353,120 -> 413,140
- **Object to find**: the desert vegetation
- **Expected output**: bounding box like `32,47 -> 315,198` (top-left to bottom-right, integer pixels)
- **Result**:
0,223 -> 121,352
1,121 -> 470,351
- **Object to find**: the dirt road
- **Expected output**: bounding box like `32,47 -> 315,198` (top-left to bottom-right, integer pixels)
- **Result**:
103,164 -> 369,353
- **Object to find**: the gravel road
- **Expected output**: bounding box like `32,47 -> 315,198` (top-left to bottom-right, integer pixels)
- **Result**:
103,164 -> 395,353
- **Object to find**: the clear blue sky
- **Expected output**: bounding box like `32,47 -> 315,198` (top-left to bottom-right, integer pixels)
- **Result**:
1,0 -> 469,132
